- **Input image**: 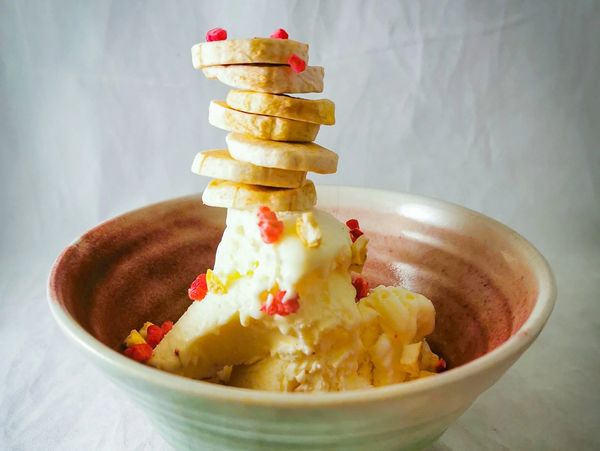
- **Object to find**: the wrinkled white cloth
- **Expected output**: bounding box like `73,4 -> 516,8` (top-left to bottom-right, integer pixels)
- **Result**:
1,1 -> 599,450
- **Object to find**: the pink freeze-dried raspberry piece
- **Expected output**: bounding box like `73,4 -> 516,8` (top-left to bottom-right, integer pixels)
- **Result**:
123,343 -> 153,362
206,27 -> 227,42
261,290 -> 300,316
160,320 -> 173,335
257,206 -> 284,244
436,358 -> 447,372
288,54 -> 306,73
349,228 -> 364,242
270,28 -> 289,39
352,275 -> 370,301
145,324 -> 165,348
346,217 -> 365,242
188,273 -> 208,300
346,218 -> 360,230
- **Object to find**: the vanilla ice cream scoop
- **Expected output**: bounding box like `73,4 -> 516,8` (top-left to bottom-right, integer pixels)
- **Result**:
148,208 -> 442,391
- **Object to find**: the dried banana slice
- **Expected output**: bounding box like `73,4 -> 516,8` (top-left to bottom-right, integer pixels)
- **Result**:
226,90 -> 335,125
202,179 -> 317,211
191,149 -> 306,188
192,38 -> 308,68
209,100 -> 320,142
226,132 -> 338,174
202,65 -> 324,94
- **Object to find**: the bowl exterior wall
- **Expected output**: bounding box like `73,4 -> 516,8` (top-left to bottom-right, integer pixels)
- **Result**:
93,349 -> 522,451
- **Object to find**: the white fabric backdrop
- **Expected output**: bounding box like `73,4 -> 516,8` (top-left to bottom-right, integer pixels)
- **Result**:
1,1 -> 599,449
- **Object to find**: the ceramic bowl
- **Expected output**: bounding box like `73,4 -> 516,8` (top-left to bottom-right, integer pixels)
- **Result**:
48,186 -> 555,451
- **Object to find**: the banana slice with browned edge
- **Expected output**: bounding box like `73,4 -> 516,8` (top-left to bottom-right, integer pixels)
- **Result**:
226,90 -> 335,125
226,132 -> 338,174
202,65 -> 324,94
192,38 -> 309,69
192,149 -> 306,188
202,179 -> 317,211
209,100 -> 320,142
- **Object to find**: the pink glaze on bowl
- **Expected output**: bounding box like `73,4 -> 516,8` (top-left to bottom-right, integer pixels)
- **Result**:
50,197 -> 225,350
48,186 -> 555,451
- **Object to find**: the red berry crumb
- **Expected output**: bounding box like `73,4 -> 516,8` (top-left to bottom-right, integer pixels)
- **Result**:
257,205 -> 278,222
270,28 -> 289,39
352,275 -> 370,301
346,218 -> 360,230
161,320 -> 173,335
346,218 -> 365,242
287,54 -> 306,73
261,290 -> 300,316
206,27 -> 227,42
257,206 -> 284,244
188,273 -> 208,300
349,228 -> 364,243
436,358 -> 447,372
146,324 -> 165,348
123,343 -> 153,362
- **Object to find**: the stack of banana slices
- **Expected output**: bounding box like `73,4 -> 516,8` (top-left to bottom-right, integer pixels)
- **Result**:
191,30 -> 337,211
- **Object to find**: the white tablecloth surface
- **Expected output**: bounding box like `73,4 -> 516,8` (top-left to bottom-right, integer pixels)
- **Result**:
1,1 -> 599,450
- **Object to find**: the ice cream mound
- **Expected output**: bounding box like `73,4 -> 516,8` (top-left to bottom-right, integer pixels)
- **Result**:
120,28 -> 445,391
123,208 -> 445,391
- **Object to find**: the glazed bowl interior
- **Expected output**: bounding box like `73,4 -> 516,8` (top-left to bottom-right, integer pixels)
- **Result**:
50,186 -> 552,380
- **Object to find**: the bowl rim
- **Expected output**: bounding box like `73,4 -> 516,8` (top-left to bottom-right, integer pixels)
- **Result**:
48,185 -> 556,407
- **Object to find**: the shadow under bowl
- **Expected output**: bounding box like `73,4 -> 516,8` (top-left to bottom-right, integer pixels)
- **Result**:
48,186 -> 555,451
